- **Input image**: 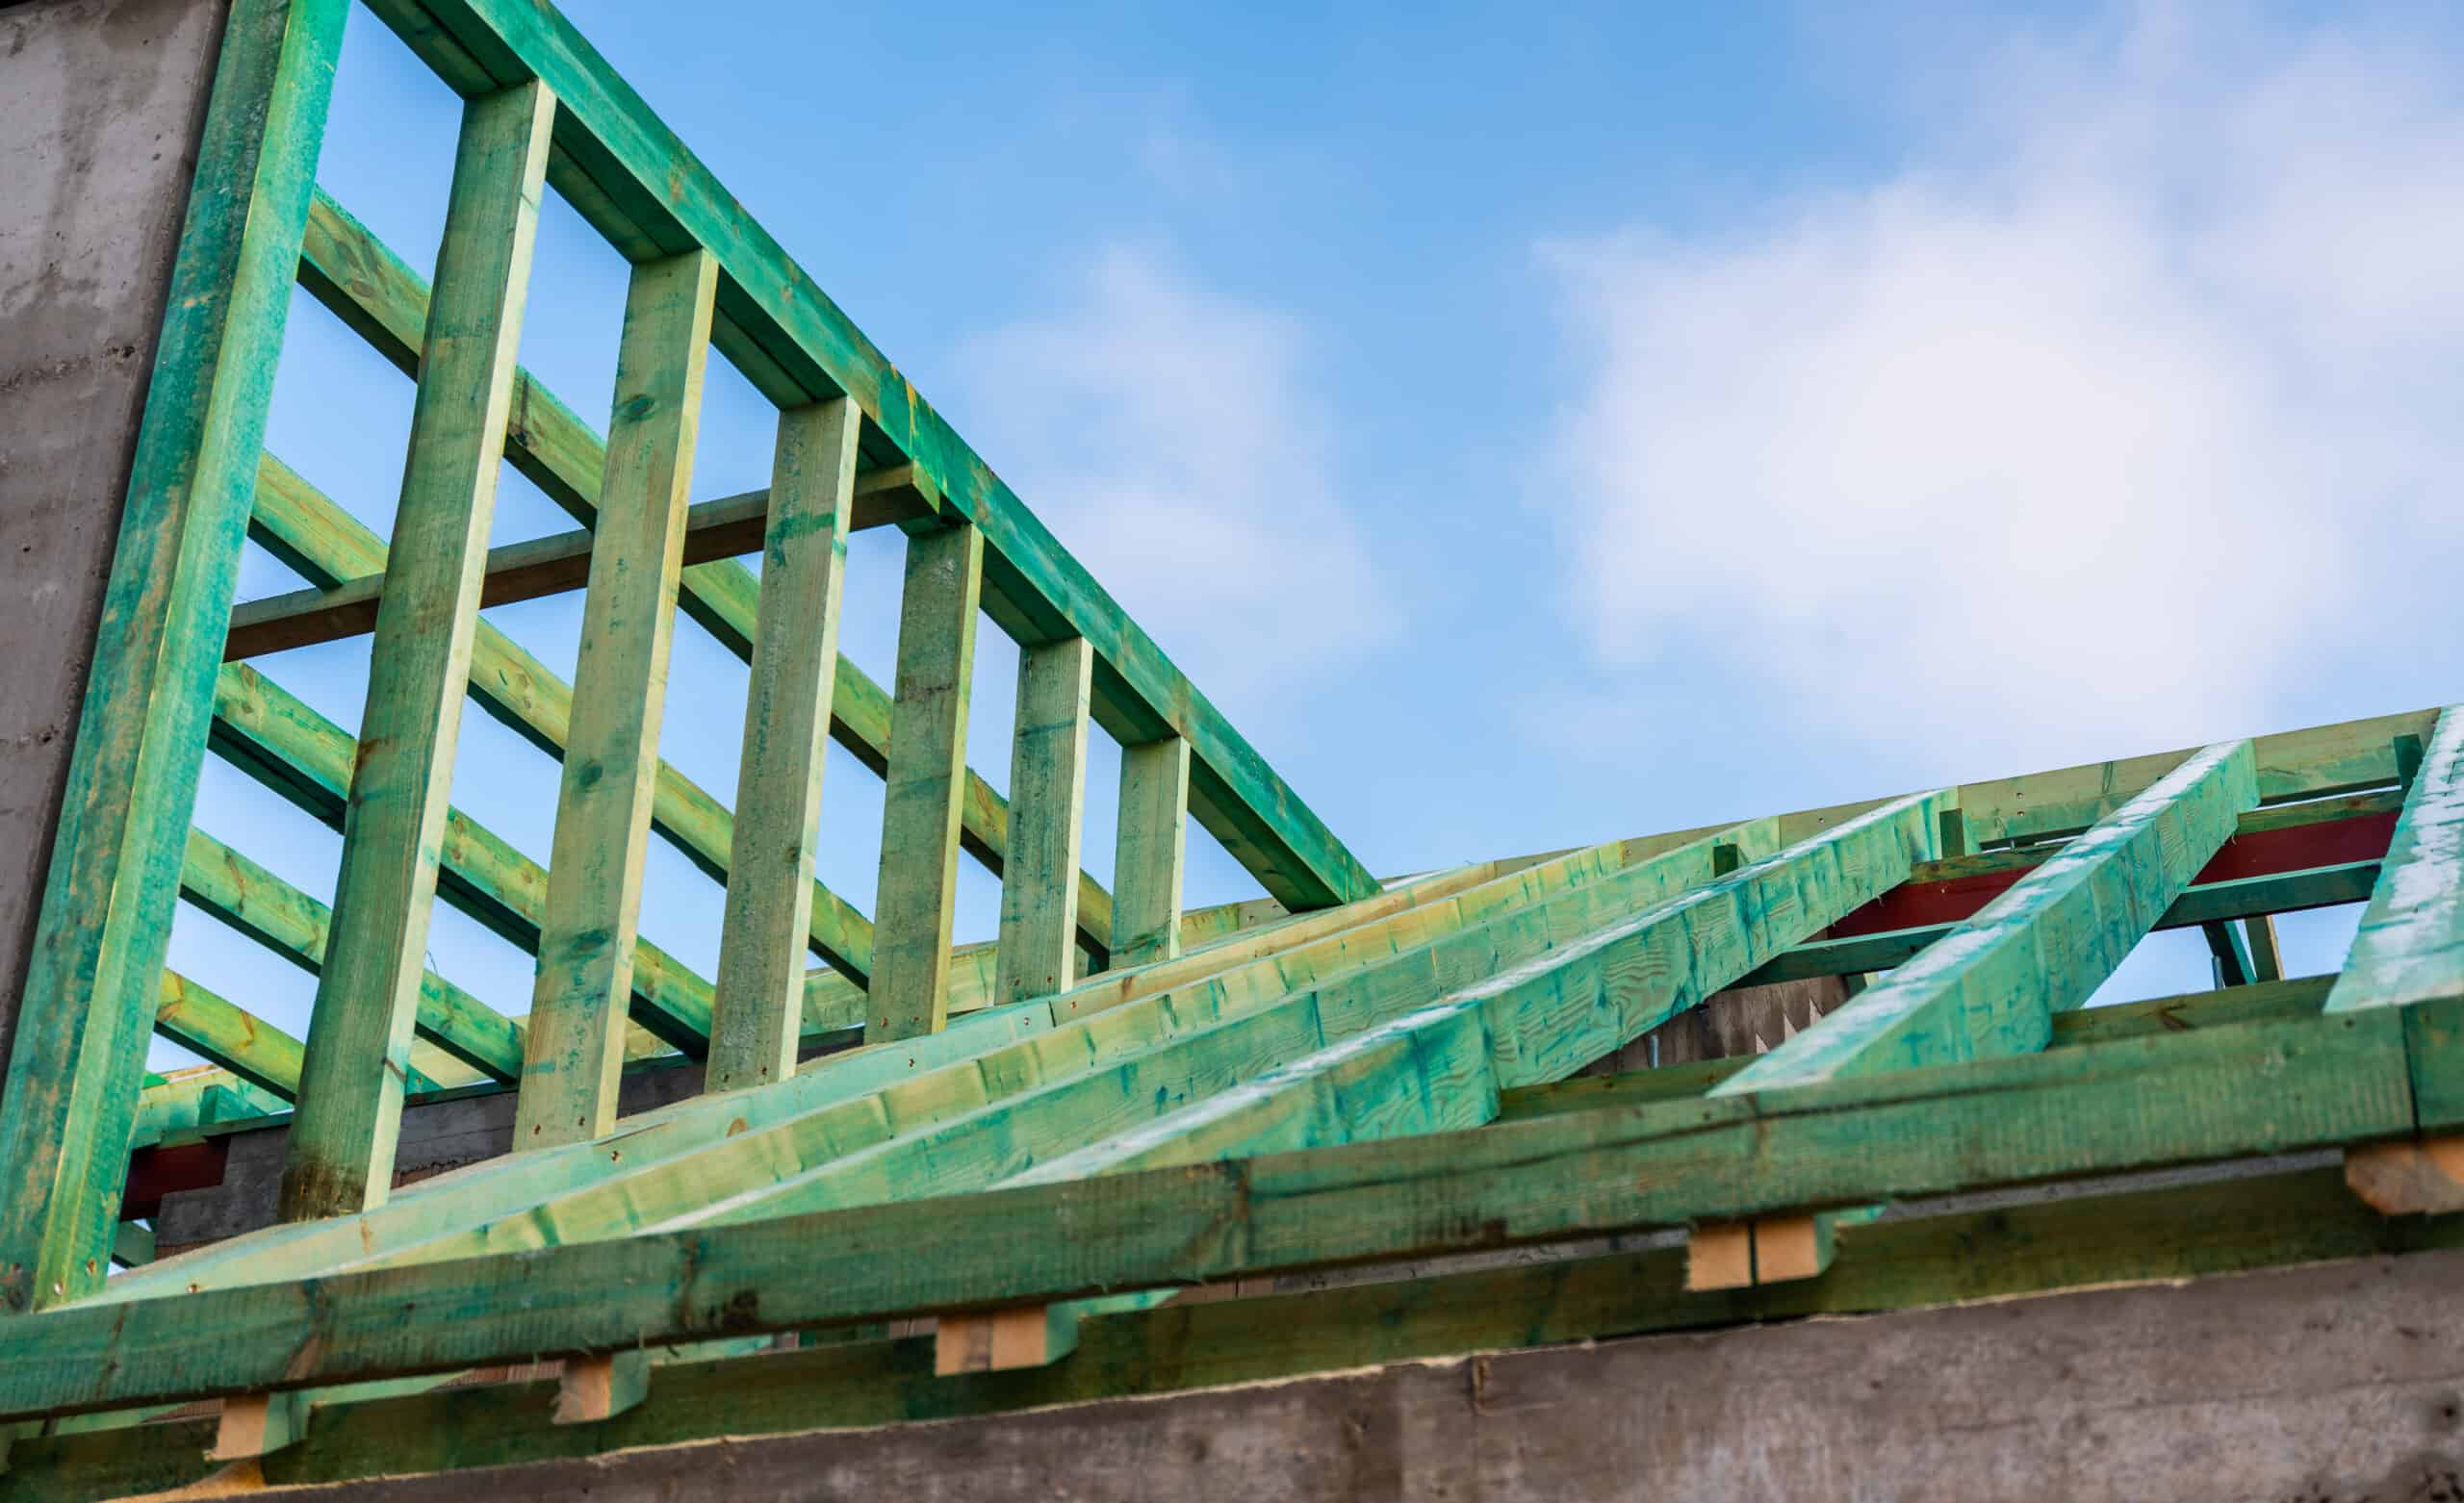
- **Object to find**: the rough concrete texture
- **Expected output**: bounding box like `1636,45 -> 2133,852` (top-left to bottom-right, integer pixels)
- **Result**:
237,1248 -> 2464,1502
0,0 -> 228,1081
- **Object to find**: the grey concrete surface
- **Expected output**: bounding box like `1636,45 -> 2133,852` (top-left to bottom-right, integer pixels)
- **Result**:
249,1246 -> 2464,1502
0,0 -> 228,1083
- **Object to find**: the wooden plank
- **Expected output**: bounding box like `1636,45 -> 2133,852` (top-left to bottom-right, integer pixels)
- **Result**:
867,522 -> 984,1041
286,192 -> 1116,959
223,472 -> 928,659
96,1006 -> 1059,1306
515,250 -> 719,1149
281,79 -> 556,1223
1723,742 -> 2260,1090
180,828 -> 517,1085
0,1008 -> 2411,1418
0,0 -> 349,1314
707,399 -> 859,1093
2325,709 -> 2464,1016
938,997 -> 1501,1374
263,828 -> 1752,1280
1112,737 -> 1191,967
26,1164 -> 2464,1498
211,664 -> 709,1052
2245,915 -> 2286,984
352,0 -> 1380,913
155,970 -> 306,1102
991,638 -> 1093,1006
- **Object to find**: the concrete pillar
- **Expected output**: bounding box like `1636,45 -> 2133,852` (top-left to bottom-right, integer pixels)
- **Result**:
0,0 -> 230,1078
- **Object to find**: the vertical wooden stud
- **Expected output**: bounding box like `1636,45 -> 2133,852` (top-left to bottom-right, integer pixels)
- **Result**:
706,398 -> 860,1092
280,80 -> 556,1221
992,638 -> 1093,1006
514,249 -> 719,1149
867,523 -> 984,1041
2243,913 -> 2284,984
0,0 -> 347,1312
1113,737 -> 1192,968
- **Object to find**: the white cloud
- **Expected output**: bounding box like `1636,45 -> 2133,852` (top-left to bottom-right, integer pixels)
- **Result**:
1544,7 -> 2464,775
951,246 -> 1395,711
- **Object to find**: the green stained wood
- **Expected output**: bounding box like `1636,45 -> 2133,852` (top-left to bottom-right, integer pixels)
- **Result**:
992,638 -> 1093,1006
289,192 -> 1114,959
1113,737 -> 1191,967
517,249 -> 720,1149
179,828 -> 518,1085
0,1008 -> 2407,1417
22,1163 -> 2461,1498
2203,920 -> 2258,987
2326,706 -> 2464,1015
1726,741 -> 2259,1093
346,1 -> 1378,913
0,0 -> 348,1313
868,523 -> 985,1041
155,971 -> 305,1101
251,452 -> 871,985
211,664 -> 709,1052
283,80 -> 556,1222
708,398 -> 859,1092
2245,914 -> 2285,983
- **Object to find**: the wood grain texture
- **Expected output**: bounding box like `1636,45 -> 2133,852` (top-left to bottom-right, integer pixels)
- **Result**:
707,399 -> 859,1092
868,523 -> 984,1041
516,250 -> 718,1149
0,0 -> 348,1312
993,638 -> 1092,1007
1726,741 -> 2258,1090
1112,737 -> 1191,967
283,80 -> 555,1223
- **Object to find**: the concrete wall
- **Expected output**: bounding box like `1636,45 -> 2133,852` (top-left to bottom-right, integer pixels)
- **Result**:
0,0 -> 228,1080
267,1247 -> 2464,1503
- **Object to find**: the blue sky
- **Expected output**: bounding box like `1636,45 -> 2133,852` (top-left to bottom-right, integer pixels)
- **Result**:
161,1 -> 2464,1068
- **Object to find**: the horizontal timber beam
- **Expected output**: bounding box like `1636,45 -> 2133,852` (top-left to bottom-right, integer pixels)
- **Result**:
224,472 -> 930,660
3,1004 -> 2416,1419
16,1163 -> 2455,1498
345,2 -> 1379,910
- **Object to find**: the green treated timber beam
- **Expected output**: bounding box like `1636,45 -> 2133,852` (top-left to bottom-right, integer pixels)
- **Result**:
1726,741 -> 2258,1090
941,998 -> 1501,1373
281,78 -> 558,1222
179,828 -> 517,1085
211,664 -> 710,1053
517,248 -> 718,1149
1495,974 -> 2337,1120
991,638 -> 1093,1008
707,397 -> 860,1092
349,0 -> 1378,911
0,0 -> 350,1314
154,970 -> 307,1102
224,471 -> 927,660
96,1005 -> 1061,1304
100,835 -> 1699,1299
1744,859 -> 2381,986
20,1162 -> 2463,1498
245,454 -> 871,984
286,191 -> 1116,959
217,825 -> 1759,1283
0,1006 -> 2413,1419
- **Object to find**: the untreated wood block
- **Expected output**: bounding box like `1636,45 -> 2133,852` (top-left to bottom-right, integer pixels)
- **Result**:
1687,1222 -> 1757,1291
553,1352 -> 649,1424
935,1306 -> 1082,1375
1686,1215 -> 1836,1290
2346,1136 -> 2464,1215
209,1390 -> 306,1461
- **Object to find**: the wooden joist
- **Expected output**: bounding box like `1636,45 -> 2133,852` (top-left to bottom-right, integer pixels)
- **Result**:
1113,738 -> 1193,968
223,471 -> 931,661
706,398 -> 860,1093
280,78 -> 558,1223
0,1006 -> 2413,1421
2325,708 -> 2464,1212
